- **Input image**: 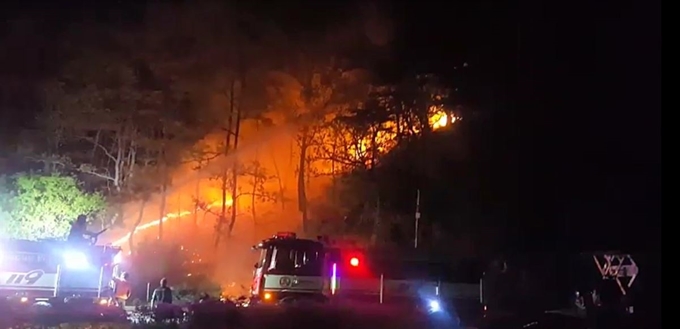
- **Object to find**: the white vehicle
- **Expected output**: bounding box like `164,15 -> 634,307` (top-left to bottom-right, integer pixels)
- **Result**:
250,232 -> 330,304
0,238 -> 123,306
249,233 -> 480,311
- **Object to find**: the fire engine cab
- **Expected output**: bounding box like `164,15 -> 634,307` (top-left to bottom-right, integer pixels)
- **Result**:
250,232 -> 329,304
0,238 -> 123,306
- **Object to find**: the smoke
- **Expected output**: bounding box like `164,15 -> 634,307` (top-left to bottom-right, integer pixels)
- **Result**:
360,3 -> 394,47
101,118 -> 312,295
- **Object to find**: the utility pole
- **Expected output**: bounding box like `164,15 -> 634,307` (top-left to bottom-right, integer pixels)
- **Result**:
414,189 -> 421,249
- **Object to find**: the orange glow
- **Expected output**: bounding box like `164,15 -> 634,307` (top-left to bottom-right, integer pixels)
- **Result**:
111,198 -> 233,247
322,108 -> 460,171
263,292 -> 272,300
108,104 -> 460,248
430,110 -> 448,130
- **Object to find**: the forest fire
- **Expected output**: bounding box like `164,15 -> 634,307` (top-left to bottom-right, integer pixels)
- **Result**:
337,109 -> 461,168
114,106 -> 457,246
1,0 -> 465,257
431,110 -> 459,130
110,199 -> 233,247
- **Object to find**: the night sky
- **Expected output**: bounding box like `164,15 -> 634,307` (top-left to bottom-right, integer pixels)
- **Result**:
1,0 -> 661,251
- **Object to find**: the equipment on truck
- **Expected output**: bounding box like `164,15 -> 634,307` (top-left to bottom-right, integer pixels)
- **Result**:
0,231 -> 123,307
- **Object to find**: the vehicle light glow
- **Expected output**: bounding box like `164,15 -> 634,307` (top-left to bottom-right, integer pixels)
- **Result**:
428,299 -> 441,313
113,252 -> 123,264
349,257 -> 359,267
263,292 -> 272,300
275,232 -> 296,239
331,263 -> 337,295
63,251 -> 89,269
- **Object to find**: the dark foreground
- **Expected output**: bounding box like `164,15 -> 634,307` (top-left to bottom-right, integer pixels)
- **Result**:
1,303 -> 464,329
2,306 -> 659,329
3,301 -> 660,329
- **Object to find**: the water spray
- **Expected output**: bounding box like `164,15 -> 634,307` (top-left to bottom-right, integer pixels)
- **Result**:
110,199 -> 232,246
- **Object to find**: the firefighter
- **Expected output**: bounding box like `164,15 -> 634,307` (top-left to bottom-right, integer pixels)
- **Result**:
67,214 -> 95,243
151,278 -> 181,321
112,272 -> 131,307
150,278 -> 173,308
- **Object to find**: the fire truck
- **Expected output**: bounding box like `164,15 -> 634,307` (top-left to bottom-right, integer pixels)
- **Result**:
250,232 -> 481,316
250,232 -> 329,304
0,237 -> 123,306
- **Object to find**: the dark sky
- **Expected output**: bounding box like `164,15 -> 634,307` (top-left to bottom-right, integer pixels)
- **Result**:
515,0 -> 661,252
1,0 -> 661,251
370,0 -> 658,251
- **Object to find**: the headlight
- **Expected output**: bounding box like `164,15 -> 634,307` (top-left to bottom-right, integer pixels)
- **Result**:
63,251 -> 89,269
428,299 -> 442,313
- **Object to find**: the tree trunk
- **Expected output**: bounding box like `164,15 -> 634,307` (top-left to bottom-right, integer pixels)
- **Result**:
251,122 -> 259,225
251,180 -> 257,226
217,170 -> 228,245
369,128 -> 379,244
227,95 -> 242,236
371,191 -> 381,245
158,175 -> 167,241
228,167 -> 239,237
228,61 -> 246,237
158,123 -> 168,242
193,177 -> 200,232
297,134 -> 309,234
330,141 -> 337,202
270,152 -> 286,211
215,77 -> 236,248
128,199 -> 147,255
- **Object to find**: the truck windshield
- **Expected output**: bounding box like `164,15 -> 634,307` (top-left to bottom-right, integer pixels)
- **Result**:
267,244 -> 323,276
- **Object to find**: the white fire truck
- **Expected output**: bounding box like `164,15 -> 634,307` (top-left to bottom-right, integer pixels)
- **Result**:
0,237 -> 123,306
249,232 -> 481,315
250,232 -> 329,304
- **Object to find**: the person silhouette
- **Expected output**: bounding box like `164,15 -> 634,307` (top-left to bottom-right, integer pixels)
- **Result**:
67,215 -> 95,243
151,278 -> 173,308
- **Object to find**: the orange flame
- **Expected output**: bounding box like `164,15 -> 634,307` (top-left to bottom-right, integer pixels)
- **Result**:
340,108 -> 461,167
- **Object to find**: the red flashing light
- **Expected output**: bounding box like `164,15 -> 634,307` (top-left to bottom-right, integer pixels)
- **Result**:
349,257 -> 360,267
275,232 -> 296,239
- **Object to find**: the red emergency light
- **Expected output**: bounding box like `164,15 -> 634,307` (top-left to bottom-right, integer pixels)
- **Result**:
349,257 -> 360,267
275,232 -> 296,239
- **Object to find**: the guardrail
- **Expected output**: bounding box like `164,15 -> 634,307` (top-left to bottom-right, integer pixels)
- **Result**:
334,274 -> 481,303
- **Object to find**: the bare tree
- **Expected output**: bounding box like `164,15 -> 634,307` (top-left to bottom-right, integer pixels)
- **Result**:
267,53 -> 371,233
39,52 -> 159,226
186,140 -> 221,230
38,37 -> 205,247
240,160 -> 278,225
